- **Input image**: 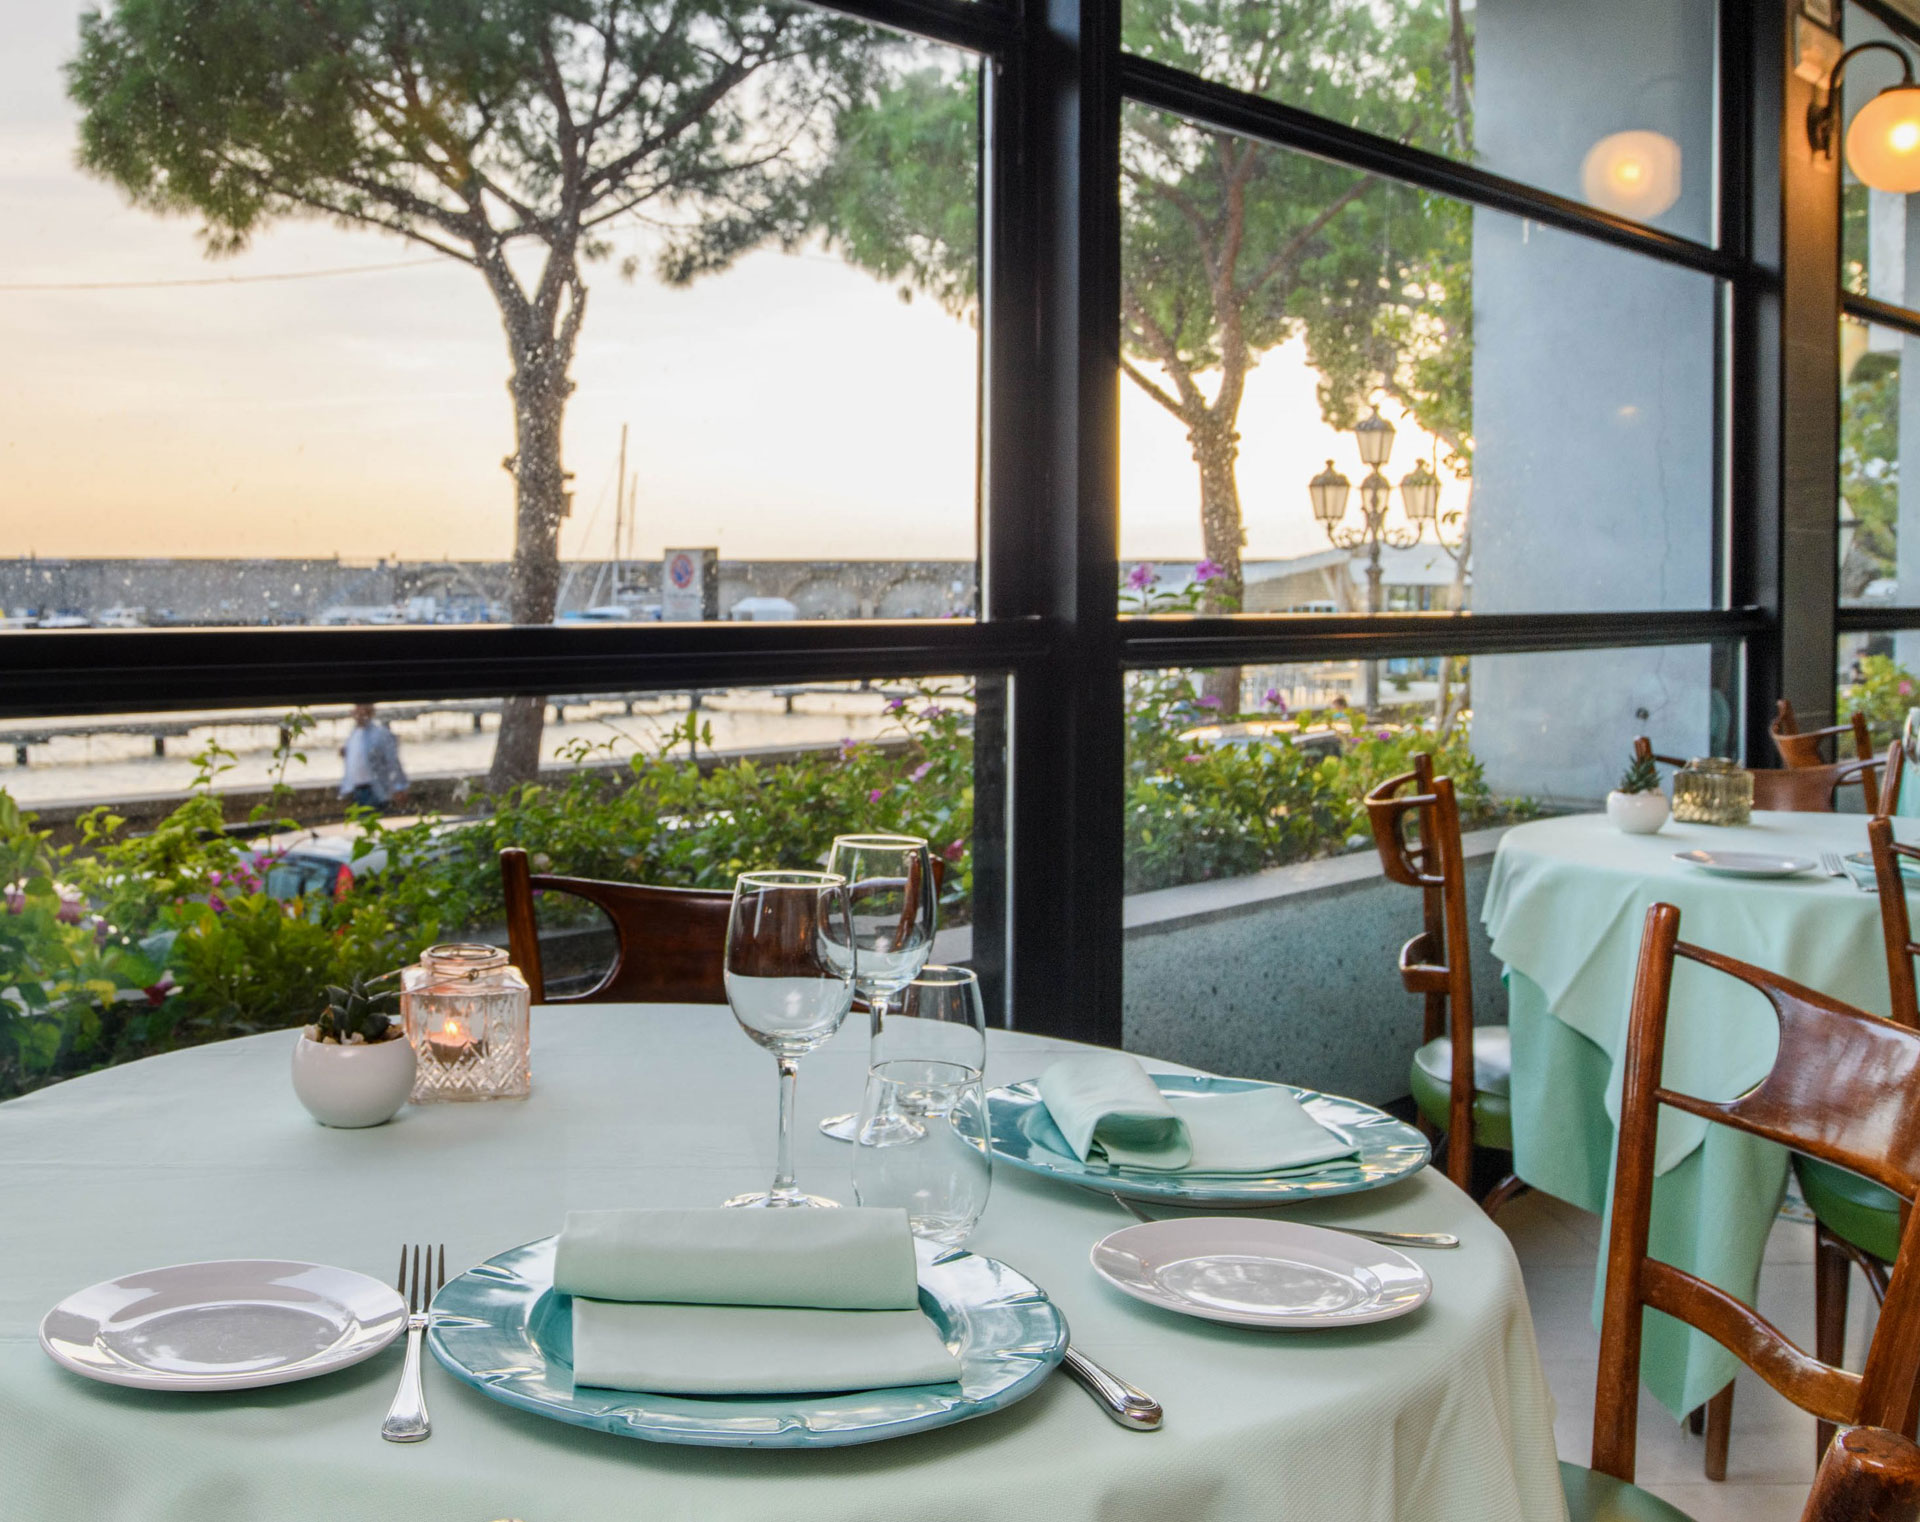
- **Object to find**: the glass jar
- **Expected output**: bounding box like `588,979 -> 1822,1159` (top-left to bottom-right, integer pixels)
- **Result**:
1669,757 -> 1753,827
401,944 -> 531,1102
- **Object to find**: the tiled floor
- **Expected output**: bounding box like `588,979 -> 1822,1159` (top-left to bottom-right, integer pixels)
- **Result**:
1502,1190 -> 1878,1521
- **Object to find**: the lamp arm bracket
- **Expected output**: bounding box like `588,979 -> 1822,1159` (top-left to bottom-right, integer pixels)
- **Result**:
1811,41 -> 1917,157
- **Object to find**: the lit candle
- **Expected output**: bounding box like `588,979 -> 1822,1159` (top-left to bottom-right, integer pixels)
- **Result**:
428,1013 -> 482,1066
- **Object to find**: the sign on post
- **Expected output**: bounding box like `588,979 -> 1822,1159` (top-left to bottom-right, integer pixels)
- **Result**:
661,548 -> 718,621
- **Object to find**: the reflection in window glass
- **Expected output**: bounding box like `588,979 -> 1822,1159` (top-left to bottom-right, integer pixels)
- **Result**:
1841,316 -> 1908,607
1119,107 -> 1720,627
0,680 -> 983,1099
1838,632 -> 1920,744
2,5 -> 980,627
1121,0 -> 1716,244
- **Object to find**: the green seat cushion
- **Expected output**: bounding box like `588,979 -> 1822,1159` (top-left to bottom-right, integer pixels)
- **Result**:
1559,1462 -> 1696,1522
1408,1027 -> 1513,1152
1794,1153 -> 1901,1264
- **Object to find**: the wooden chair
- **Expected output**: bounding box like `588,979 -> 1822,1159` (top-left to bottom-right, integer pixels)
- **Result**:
500,846 -> 731,1004
1801,1426 -> 1920,1522
1773,700 -> 1880,814
1555,901 -> 1920,1521
1364,751 -> 1521,1209
1796,798 -> 1920,1458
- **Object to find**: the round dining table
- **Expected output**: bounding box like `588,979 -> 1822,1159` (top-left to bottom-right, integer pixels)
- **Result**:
1484,808 -> 1919,1422
0,1005 -> 1566,1522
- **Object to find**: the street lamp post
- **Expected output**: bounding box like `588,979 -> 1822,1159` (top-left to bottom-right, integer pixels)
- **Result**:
1308,406 -> 1446,713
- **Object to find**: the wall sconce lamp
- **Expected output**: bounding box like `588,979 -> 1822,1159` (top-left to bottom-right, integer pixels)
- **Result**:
1809,40 -> 1920,193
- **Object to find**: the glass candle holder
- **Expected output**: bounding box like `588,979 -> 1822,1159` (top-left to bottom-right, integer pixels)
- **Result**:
401,944 -> 531,1102
1670,757 -> 1754,827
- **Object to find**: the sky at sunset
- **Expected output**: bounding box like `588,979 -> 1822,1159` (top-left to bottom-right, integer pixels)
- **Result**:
0,1 -> 1465,569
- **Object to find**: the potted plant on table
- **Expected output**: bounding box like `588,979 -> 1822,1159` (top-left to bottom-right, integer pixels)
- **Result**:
291,974 -> 416,1128
1607,741 -> 1670,835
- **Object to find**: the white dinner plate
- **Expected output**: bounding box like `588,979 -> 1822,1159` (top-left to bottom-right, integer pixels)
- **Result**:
1672,849 -> 1817,879
40,1259 -> 408,1391
1089,1218 -> 1431,1330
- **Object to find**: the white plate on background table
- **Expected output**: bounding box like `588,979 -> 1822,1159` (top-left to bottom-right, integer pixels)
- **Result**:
1672,849 -> 1818,879
1090,1218 -> 1431,1330
40,1259 -> 407,1391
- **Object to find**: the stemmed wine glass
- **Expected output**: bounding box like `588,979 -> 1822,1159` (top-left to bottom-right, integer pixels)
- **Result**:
816,834 -> 937,1141
722,870 -> 856,1208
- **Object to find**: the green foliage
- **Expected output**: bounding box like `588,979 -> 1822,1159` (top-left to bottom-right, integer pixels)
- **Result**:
1842,348 -> 1899,595
1839,654 -> 1920,740
1617,749 -> 1660,796
313,973 -> 402,1045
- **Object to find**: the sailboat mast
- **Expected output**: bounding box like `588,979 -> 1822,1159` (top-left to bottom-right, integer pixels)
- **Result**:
613,423 -> 628,600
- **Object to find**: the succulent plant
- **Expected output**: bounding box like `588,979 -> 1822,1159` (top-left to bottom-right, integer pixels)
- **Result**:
1617,745 -> 1661,796
308,972 -> 401,1045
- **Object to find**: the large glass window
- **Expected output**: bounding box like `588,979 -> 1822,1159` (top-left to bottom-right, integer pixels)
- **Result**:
0,680 -> 987,1099
1,6 -> 980,629
1118,107 -> 1722,621
1122,0 -> 1718,245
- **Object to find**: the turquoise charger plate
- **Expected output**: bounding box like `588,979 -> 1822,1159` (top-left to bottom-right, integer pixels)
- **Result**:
988,1073 -> 1430,1204
427,1236 -> 1067,1448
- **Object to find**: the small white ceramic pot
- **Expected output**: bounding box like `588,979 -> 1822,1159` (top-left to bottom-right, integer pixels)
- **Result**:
291,1031 -> 417,1128
1606,789 -> 1670,835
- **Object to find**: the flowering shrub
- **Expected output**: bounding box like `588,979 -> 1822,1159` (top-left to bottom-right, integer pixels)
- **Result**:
1839,654 -> 1920,741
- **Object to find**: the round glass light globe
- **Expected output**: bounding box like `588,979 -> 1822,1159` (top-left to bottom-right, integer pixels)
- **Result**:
1848,85 -> 1920,194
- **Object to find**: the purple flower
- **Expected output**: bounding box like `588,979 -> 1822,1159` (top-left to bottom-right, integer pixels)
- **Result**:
1377,729 -> 1393,741
1265,688 -> 1287,713
909,761 -> 932,782
920,705 -> 946,721
885,697 -> 907,713
944,839 -> 965,861
1198,694 -> 1223,710
1193,558 -> 1224,584
868,788 -> 884,803
1182,753 -> 1207,764
1127,563 -> 1156,591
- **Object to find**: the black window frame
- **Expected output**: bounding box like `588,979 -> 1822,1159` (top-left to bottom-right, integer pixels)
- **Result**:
0,0 -> 1842,1047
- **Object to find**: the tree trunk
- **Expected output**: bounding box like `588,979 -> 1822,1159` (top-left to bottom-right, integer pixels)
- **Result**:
487,310 -> 579,792
1192,415 -> 1245,713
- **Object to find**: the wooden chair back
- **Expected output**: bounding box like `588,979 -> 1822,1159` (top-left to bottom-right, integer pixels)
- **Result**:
1871,812 -> 1920,1031
500,846 -> 731,1005
1801,1426 -> 1920,1522
1771,700 -> 1882,813
1592,902 -> 1920,1482
1364,750 -> 1476,1190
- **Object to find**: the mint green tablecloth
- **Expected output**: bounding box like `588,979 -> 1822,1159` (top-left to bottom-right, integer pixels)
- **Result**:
0,1007 -> 1566,1522
1485,810 -> 1916,1419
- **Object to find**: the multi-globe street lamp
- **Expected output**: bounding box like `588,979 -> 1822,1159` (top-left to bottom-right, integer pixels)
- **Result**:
1308,405 -> 1447,713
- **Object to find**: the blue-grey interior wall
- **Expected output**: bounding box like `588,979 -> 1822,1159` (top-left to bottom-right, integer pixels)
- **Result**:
1122,861 -> 1507,1106
1467,0 -> 1720,803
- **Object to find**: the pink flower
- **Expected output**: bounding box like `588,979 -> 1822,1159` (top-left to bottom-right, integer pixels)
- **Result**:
1198,694 -> 1223,710
944,839 -> 964,861
1901,681 -> 1914,697
1127,563 -> 1155,591
143,976 -> 174,1009
1193,558 -> 1224,583
868,788 -> 884,803
1183,753 -> 1207,763
909,761 -> 932,782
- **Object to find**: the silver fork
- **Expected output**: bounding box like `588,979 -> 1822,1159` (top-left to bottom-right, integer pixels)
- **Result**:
381,1244 -> 444,1444
1820,851 -> 1849,881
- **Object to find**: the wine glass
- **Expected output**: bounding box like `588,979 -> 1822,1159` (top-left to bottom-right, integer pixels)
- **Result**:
722,870 -> 856,1209
817,834 -> 937,1141
852,966 -> 991,1245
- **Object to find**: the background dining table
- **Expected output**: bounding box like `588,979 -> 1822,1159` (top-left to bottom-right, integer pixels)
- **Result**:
1484,808 -> 1917,1422
0,1004 -> 1566,1521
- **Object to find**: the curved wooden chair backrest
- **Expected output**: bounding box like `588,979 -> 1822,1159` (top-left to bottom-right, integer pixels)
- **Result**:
1871,813 -> 1920,1031
1802,1425 -> 1920,1522
1592,903 -> 1920,1483
1772,700 -> 1882,814
500,846 -> 732,1005
1635,733 -> 1890,815
1363,750 -> 1476,1190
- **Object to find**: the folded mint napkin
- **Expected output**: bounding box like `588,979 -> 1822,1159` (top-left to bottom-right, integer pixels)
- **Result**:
553,1207 -> 960,1396
570,1301 -> 961,1396
1036,1053 -> 1357,1173
554,1206 -> 921,1309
